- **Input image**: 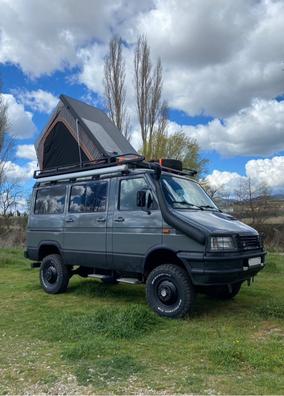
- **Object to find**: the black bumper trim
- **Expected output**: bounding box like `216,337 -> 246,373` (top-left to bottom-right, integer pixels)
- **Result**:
177,250 -> 266,262
191,264 -> 264,275
177,250 -> 266,286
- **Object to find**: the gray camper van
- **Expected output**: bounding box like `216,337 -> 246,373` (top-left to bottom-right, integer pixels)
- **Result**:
25,95 -> 266,318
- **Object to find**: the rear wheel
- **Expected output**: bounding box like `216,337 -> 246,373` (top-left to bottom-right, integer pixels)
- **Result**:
40,254 -> 69,294
146,264 -> 196,318
205,282 -> 242,300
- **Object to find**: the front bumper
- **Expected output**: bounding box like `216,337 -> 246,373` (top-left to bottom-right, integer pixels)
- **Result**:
177,250 -> 266,286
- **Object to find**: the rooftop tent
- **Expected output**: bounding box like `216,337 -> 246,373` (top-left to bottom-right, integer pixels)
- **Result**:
35,95 -> 137,170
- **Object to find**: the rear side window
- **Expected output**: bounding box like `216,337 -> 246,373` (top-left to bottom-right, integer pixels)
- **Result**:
69,181 -> 108,213
34,186 -> 66,215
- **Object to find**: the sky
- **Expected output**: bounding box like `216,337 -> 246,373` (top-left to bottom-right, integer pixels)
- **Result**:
0,0 -> 284,202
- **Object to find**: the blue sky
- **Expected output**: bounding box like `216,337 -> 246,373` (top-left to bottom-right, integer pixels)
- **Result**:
0,0 -> 284,201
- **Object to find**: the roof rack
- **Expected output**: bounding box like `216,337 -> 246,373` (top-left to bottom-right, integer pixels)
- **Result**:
34,154 -> 198,184
34,153 -> 145,179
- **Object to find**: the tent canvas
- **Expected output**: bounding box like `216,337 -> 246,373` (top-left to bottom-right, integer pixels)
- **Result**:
35,95 -> 137,170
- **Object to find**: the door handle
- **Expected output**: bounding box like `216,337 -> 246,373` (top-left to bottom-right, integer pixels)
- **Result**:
114,217 -> 125,223
97,217 -> 106,223
65,218 -> 74,223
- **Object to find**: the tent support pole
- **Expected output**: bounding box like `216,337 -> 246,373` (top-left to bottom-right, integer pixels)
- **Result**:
75,118 -> 83,167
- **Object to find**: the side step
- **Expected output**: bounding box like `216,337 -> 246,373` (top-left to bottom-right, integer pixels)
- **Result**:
88,274 -> 142,284
116,277 -> 142,285
88,274 -> 112,280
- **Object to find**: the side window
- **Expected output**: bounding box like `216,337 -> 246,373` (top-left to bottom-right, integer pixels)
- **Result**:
34,186 -> 66,215
69,181 -> 108,213
69,185 -> 85,213
119,178 -> 148,211
85,182 -> 107,212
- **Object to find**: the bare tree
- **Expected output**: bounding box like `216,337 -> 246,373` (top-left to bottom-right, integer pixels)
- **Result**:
104,37 -> 130,140
0,179 -> 20,216
0,81 -> 8,153
233,178 -> 271,226
134,35 -> 164,159
0,137 -> 14,186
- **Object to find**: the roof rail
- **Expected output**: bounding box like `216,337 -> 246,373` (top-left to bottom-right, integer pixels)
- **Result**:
36,164 -> 129,183
34,153 -> 145,179
34,153 -> 197,183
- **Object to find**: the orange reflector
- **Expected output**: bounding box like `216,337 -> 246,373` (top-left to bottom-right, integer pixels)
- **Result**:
163,228 -> 171,234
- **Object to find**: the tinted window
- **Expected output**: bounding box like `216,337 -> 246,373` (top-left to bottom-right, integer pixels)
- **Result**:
69,181 -> 107,213
69,185 -> 85,213
34,186 -> 66,214
119,178 -> 148,211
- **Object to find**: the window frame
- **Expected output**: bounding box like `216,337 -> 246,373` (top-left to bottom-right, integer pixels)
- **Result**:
34,185 -> 67,215
118,176 -> 154,211
68,179 -> 109,214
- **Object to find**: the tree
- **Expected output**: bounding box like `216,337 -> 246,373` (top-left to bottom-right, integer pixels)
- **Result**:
0,179 -> 20,216
134,35 -> 165,159
150,129 -> 208,176
104,37 -> 130,139
233,178 -> 271,226
0,82 -> 8,153
103,36 -> 208,175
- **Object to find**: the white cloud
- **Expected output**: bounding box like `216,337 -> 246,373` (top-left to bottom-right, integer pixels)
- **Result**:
205,156 -> 284,194
246,156 -> 284,190
135,0 -> 284,117
178,99 -> 284,157
77,43 -> 106,95
16,145 -> 37,161
3,94 -> 36,139
205,170 -> 246,194
1,0 -> 283,119
0,0 -> 145,76
16,89 -> 58,114
2,160 -> 37,183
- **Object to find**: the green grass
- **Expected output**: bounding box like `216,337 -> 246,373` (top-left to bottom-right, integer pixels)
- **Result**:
0,249 -> 283,394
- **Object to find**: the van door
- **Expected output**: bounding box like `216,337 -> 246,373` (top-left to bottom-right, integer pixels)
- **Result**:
111,175 -> 163,272
63,179 -> 109,267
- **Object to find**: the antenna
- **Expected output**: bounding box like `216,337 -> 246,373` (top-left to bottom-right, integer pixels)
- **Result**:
75,118 -> 83,166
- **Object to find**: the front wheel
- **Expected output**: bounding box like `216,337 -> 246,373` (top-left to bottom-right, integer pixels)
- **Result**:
204,282 -> 242,300
146,264 -> 196,318
40,254 -> 69,294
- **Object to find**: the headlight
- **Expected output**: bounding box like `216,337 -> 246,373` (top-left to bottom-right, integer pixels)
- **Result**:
210,236 -> 236,251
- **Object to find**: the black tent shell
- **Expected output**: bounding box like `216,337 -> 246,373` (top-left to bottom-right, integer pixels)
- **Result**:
35,95 -> 137,170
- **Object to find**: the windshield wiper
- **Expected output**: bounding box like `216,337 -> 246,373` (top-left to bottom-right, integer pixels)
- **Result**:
199,205 -> 222,212
171,200 -> 204,210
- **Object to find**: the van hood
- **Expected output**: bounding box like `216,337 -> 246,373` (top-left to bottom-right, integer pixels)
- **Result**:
174,209 -> 258,235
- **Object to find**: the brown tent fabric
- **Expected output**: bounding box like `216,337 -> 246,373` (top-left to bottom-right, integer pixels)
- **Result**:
35,95 -> 137,170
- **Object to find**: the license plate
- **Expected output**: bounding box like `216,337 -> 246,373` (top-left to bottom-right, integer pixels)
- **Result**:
248,257 -> 261,267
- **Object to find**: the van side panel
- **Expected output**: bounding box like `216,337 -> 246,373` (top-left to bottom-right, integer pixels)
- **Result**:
26,186 -> 66,260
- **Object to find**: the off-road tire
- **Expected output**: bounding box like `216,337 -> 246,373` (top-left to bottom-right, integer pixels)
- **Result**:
146,264 -> 196,318
40,254 -> 69,294
205,282 -> 242,300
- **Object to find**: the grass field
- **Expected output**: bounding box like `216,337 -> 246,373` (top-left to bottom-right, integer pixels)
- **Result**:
0,249 -> 283,395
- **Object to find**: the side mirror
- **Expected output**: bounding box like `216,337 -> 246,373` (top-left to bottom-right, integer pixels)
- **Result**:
137,189 -> 153,210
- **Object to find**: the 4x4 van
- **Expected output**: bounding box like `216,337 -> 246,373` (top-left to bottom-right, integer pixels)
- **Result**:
25,157 -> 266,318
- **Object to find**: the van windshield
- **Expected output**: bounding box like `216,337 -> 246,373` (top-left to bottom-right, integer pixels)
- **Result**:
161,174 -> 219,210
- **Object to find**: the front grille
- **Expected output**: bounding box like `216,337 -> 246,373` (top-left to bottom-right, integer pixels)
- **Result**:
239,235 -> 260,250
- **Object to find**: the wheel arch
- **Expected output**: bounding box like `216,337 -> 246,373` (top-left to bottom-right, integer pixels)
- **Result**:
143,247 -> 188,279
38,241 -> 62,261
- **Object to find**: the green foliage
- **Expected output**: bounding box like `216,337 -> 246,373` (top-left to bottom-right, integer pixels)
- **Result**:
42,305 -> 161,342
256,301 -> 284,319
0,249 -> 284,394
147,129 -> 209,176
